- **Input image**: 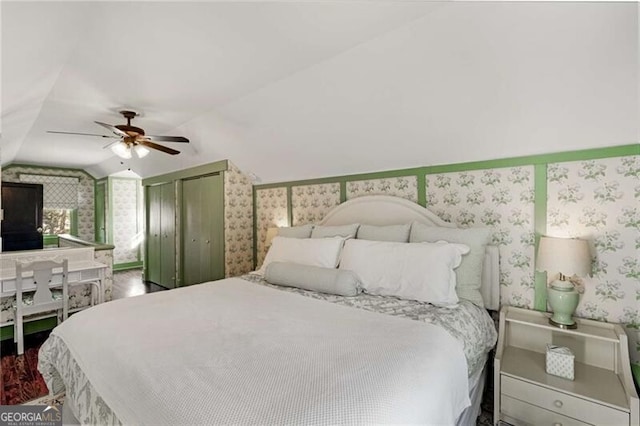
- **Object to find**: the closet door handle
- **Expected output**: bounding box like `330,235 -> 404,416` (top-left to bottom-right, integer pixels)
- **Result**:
192,239 -> 196,242
205,240 -> 210,244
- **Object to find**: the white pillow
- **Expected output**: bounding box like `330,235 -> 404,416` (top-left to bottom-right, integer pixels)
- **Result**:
258,236 -> 345,275
339,239 -> 469,306
410,222 -> 491,307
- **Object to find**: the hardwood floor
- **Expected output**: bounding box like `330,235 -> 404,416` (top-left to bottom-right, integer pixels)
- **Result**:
111,268 -> 167,300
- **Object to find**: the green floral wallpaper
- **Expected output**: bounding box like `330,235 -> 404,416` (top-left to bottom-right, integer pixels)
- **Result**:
255,187 -> 288,267
347,176 -> 418,202
426,167 -> 536,309
111,179 -> 142,265
292,183 -> 341,226
547,156 -> 640,363
224,162 -> 254,277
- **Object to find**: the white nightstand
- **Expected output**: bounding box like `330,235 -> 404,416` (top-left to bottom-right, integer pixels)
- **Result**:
494,306 -> 639,426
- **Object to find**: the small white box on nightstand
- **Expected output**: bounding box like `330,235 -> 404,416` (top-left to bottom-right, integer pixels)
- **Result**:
545,344 -> 575,380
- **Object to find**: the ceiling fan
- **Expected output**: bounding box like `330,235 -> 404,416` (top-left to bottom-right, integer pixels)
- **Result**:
47,110 -> 189,159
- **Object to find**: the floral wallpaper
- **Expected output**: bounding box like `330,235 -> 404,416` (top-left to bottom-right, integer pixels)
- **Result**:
292,183 -> 341,226
2,165 -> 95,241
255,187 -> 288,267
547,156 -> 640,363
111,179 -> 141,265
426,167 -> 536,309
346,176 -> 418,202
224,162 -> 254,277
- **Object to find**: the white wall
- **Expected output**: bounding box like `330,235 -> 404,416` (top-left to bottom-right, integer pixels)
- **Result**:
173,2 -> 638,183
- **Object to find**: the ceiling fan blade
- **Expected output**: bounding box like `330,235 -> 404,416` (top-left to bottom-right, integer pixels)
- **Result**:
95,121 -> 129,138
145,135 -> 189,143
138,140 -> 180,155
47,130 -> 117,139
102,140 -> 121,149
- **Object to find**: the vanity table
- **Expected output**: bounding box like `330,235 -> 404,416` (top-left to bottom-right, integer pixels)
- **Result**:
0,247 -> 109,328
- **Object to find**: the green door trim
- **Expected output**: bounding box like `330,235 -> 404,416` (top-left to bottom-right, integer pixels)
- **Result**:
142,160 -> 228,186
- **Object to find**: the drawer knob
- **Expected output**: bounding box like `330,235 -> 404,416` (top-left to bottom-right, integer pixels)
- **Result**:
553,400 -> 563,408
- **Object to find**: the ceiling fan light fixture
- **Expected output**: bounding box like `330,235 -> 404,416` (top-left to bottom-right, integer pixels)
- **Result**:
134,144 -> 150,158
111,141 -> 132,159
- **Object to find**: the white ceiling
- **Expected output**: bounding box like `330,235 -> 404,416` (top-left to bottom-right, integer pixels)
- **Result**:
2,1 -> 638,182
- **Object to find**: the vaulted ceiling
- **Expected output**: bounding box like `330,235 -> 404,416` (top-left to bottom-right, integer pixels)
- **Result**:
2,1 -> 638,183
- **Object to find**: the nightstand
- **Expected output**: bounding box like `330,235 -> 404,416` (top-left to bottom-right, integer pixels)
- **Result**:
494,306 -> 639,426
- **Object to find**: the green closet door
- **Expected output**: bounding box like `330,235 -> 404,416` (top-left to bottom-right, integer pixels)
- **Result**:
146,185 -> 162,285
182,177 -> 202,285
200,173 -> 224,283
181,173 -> 224,286
160,182 -> 176,288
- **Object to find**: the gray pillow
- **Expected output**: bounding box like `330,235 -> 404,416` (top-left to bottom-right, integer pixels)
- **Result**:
311,224 -> 360,239
410,222 -> 491,307
265,262 -> 360,296
278,225 -> 313,238
357,224 -> 411,242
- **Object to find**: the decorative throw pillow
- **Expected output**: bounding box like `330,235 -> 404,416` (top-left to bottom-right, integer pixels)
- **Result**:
265,262 -> 360,296
311,224 -> 360,239
258,236 -> 345,274
339,239 -> 469,306
410,222 -> 491,307
277,225 -> 314,238
357,224 -> 411,242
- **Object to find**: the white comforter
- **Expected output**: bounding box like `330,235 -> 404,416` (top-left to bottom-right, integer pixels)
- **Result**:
40,278 -> 470,425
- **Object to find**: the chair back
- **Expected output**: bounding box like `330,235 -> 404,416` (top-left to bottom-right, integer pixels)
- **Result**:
16,259 -> 68,304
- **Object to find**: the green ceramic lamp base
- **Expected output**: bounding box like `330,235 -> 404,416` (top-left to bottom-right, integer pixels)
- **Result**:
547,279 -> 580,330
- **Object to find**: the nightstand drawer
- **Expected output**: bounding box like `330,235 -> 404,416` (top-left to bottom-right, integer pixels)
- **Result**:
502,375 -> 629,425
502,395 -> 589,426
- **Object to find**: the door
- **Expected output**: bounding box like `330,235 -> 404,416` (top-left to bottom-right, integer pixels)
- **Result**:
182,173 -> 224,286
159,182 -> 176,288
182,177 -> 202,285
1,182 -> 44,251
145,182 -> 176,288
146,185 -> 162,284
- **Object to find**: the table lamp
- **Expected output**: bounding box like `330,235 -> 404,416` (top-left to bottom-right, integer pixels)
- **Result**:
265,227 -> 279,249
536,236 -> 591,329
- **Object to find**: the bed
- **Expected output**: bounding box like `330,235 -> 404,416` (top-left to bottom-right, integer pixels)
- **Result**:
38,195 -> 499,425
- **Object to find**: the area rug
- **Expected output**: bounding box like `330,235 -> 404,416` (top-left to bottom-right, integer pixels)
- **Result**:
0,344 -> 49,405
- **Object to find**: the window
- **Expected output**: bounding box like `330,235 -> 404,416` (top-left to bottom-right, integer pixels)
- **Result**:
43,208 -> 73,235
19,174 -> 79,236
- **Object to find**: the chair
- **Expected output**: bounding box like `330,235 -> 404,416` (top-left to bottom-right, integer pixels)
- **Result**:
14,259 -> 69,355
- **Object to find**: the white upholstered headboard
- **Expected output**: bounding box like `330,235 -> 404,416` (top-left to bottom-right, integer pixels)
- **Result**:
319,195 -> 500,310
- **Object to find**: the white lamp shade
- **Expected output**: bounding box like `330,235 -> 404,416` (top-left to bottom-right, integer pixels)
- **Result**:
536,236 -> 591,277
265,227 -> 279,248
134,144 -> 150,158
111,141 -> 132,159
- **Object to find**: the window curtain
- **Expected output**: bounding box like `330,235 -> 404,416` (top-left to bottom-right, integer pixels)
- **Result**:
19,174 -> 79,209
